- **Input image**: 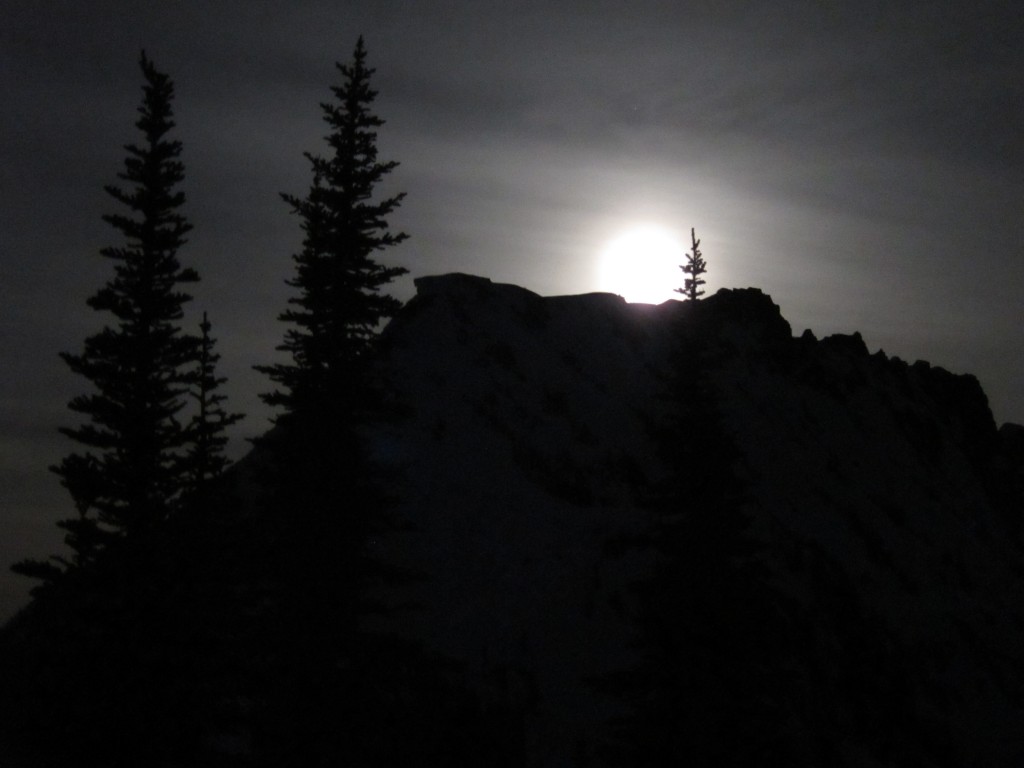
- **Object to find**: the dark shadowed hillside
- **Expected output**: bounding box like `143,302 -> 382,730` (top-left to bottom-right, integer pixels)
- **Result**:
368,274 -> 1024,766
2,274 -> 1022,766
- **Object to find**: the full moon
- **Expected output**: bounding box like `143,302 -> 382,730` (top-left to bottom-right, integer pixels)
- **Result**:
597,225 -> 685,304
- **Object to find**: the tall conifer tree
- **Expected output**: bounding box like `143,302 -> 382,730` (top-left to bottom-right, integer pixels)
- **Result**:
249,41 -> 410,760
257,36 -> 408,420
50,51 -> 200,556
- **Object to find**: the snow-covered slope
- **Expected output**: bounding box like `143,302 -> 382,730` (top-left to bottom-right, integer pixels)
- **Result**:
370,275 -> 678,758
369,273 -> 1024,766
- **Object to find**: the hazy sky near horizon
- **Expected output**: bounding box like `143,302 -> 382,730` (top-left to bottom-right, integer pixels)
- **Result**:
2,0 -> 1022,620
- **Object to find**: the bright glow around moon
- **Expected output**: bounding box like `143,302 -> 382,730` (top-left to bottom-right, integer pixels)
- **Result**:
598,225 -> 685,304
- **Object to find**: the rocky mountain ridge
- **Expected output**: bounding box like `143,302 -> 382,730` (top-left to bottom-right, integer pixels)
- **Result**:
368,273 -> 1024,765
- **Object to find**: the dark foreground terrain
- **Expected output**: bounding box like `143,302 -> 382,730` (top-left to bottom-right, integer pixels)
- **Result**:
3,275 -> 1023,766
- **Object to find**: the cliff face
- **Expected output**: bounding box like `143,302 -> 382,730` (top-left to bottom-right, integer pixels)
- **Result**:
371,273 -> 1024,766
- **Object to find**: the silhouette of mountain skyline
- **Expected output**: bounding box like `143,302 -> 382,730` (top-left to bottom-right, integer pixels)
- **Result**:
2,274 -> 1022,766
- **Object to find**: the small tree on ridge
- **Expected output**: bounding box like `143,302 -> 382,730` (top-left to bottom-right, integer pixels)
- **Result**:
677,227 -> 707,301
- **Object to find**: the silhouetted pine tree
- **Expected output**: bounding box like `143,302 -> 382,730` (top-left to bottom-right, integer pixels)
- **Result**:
256,35 -> 408,420
249,31 -> 409,663
0,52 -> 233,767
676,227 -> 706,301
182,311 -> 243,495
248,38 -> 417,765
20,52 -> 200,578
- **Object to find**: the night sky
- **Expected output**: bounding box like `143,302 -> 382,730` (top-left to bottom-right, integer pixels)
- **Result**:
2,1 -> 1022,621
